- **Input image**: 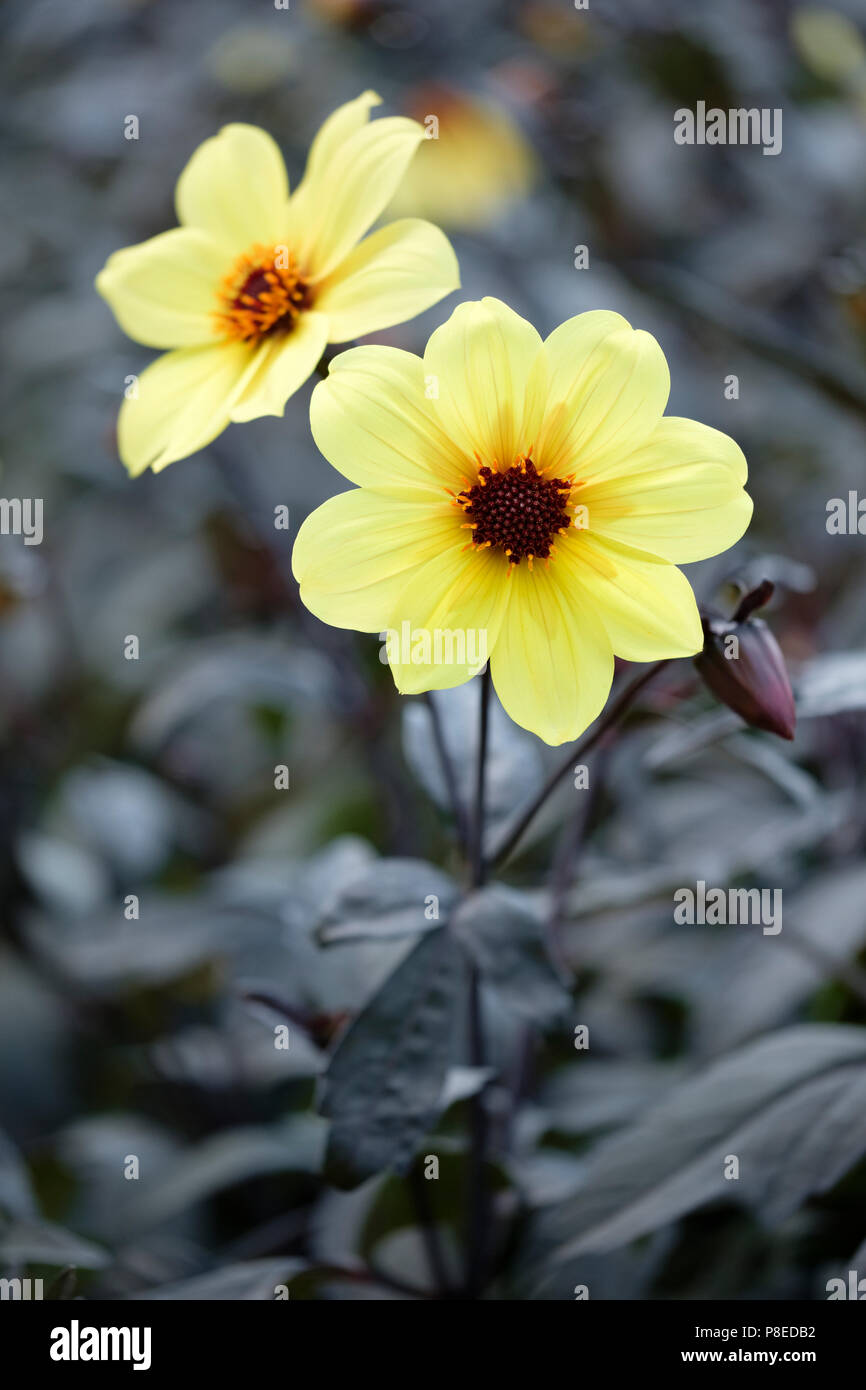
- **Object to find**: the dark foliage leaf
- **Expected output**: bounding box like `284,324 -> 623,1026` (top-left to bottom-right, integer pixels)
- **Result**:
451,885 -> 570,1026
0,1129 -> 37,1220
359,1151 -> 511,1291
316,858 -> 458,945
550,1025 -> 866,1261
131,1259 -> 306,1300
0,1218 -> 110,1270
795,651 -> 866,717
321,930 -> 467,1187
125,1118 -> 326,1231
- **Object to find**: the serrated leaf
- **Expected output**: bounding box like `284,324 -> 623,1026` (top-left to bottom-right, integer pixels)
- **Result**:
550,1025 -> 866,1261
322,929 -> 466,1186
451,885 -> 570,1026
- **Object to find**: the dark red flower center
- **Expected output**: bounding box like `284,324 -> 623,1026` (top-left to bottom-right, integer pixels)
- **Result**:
215,244 -> 312,343
456,458 -> 572,566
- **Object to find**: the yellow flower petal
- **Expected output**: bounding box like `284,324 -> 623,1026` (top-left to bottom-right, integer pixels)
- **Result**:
175,124 -> 289,254
580,418 -> 752,562
284,92 -> 382,254
229,313 -> 329,423
297,90 -> 382,187
422,297 -> 547,468
314,219 -> 459,343
310,345 -> 469,498
490,561 -> 614,745
292,490 -> 456,632
96,228 -> 227,349
118,342 -> 258,476
386,543 -> 510,694
293,115 -> 426,279
538,311 -> 670,478
558,531 -> 703,661
602,415 -> 748,485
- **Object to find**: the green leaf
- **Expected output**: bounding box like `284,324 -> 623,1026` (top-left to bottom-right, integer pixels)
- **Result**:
0,1129 -> 37,1220
0,1218 -> 110,1270
360,1151 -> 511,1264
451,885 -> 570,1026
795,651 -> 866,717
316,858 -> 458,945
322,930 -> 466,1186
550,1024 -> 866,1262
126,1117 -> 326,1231
131,1259 -> 306,1300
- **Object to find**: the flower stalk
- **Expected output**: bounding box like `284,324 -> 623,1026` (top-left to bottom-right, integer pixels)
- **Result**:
464,666 -> 493,1298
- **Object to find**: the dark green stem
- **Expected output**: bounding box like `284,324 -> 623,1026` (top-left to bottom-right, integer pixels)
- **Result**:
424,690 -> 470,853
464,666 -> 492,1297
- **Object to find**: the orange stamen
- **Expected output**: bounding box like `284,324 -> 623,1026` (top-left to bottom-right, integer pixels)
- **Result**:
215,243 -> 311,343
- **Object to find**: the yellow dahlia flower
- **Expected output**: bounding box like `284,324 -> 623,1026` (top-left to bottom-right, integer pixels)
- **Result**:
96,92 -> 460,475
293,298 -> 753,745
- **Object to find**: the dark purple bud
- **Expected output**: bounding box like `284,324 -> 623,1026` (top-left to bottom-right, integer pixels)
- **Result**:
694,583 -> 796,740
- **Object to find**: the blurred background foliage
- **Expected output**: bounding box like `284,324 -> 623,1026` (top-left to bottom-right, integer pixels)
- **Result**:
2,0 -> 866,1300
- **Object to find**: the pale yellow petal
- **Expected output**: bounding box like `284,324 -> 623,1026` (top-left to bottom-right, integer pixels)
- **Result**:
490,560 -> 614,746
117,342 -> 257,476
229,313 -> 329,423
580,418 -> 752,562
96,228 -> 227,349
557,531 -> 703,661
537,311 -> 670,479
297,90 -> 382,187
293,116 -> 426,279
175,124 -> 289,254
422,297 -> 547,468
284,92 -> 382,257
386,542 -> 510,694
292,489 -> 456,632
310,345 -> 469,499
314,219 -> 459,343
600,416 -> 748,485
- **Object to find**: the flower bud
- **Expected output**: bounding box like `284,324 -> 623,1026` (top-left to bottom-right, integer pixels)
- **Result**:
694,582 -> 796,740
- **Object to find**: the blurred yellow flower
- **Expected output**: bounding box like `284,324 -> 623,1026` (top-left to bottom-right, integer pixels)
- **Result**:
96,92 -> 460,475
791,7 -> 866,85
387,86 -> 535,231
293,298 -> 753,745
